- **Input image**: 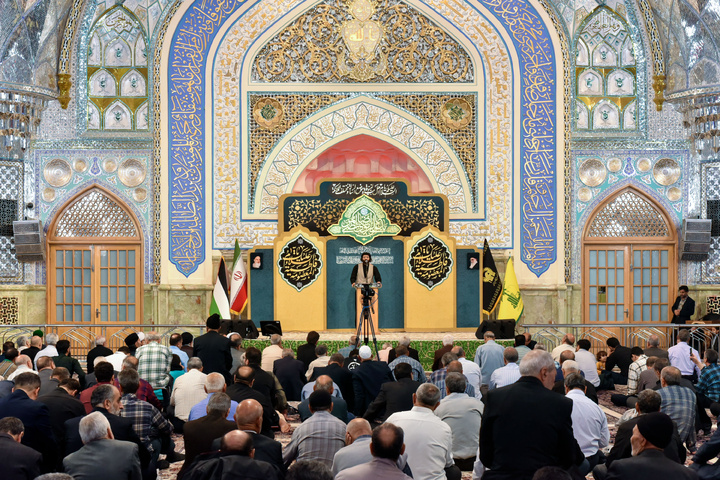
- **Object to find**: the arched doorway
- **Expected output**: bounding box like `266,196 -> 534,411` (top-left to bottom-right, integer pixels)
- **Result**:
583,187 -> 677,323
47,186 -> 143,324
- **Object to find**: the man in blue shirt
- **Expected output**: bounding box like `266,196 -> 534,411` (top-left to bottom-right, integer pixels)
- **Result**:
169,333 -> 189,370
474,331 -> 505,399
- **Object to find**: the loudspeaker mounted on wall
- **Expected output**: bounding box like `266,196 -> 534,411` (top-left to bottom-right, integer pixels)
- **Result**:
679,219 -> 712,261
13,220 -> 45,263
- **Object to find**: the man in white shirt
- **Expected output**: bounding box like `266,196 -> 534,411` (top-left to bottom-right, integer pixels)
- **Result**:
565,372 -> 609,475
551,334 -> 575,363
451,346 -> 482,399
34,333 -> 59,369
306,345 -> 330,381
261,334 -> 284,372
668,329 -> 701,381
385,383 -> 459,480
434,373 -> 484,472
8,355 -> 36,381
574,339 -> 600,387
489,347 -> 521,389
169,357 -> 208,423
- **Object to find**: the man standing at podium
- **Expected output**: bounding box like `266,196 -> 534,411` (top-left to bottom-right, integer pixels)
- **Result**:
350,252 -> 382,287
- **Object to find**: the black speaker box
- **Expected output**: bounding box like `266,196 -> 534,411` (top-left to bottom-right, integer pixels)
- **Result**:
13,220 -> 45,262
475,319 -> 516,340
680,219 -> 712,260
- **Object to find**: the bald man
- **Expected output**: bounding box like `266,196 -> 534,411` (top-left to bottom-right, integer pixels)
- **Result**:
231,399 -> 285,474
332,418 -> 410,476
184,430 -> 280,480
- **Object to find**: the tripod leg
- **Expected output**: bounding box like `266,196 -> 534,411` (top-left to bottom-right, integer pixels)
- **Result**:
367,306 -> 379,357
355,306 -> 364,350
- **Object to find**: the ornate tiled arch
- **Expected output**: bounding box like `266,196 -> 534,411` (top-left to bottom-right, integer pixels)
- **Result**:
254,98 -> 472,216
167,0 -> 562,277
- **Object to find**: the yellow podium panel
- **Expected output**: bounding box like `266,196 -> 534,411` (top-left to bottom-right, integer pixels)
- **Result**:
404,227 -> 456,331
273,227 -> 326,331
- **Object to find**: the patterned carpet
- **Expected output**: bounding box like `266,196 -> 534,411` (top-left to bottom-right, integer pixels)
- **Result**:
158,386 -> 712,479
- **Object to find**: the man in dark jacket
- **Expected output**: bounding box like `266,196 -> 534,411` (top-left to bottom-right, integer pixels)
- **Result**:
193,314 -> 233,384
179,393 -> 236,479
0,372 -> 57,472
86,336 -> 113,375
311,353 -> 355,412
671,285 -> 696,325
226,367 -> 278,438
593,390 -> 685,480
480,350 -> 583,480
364,362 -> 422,423
604,412 -> 698,480
352,346 -> 393,417
64,384 -> 151,471
605,337 -> 633,385
183,430 -> 280,480
273,348 -> 306,401
0,416 -> 41,480
297,331 -> 320,370
52,339 -> 86,389
37,378 -> 85,458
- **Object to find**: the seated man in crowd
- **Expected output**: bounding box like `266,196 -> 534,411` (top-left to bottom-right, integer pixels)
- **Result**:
386,383 -> 460,480
352,345 -> 393,417
180,393 -> 236,478
308,352 -> 354,410
564,373 -> 608,475
335,423 -> 412,480
551,334 -> 575,363
53,339 -> 86,389
480,350 -> 583,480
603,412 -> 698,480
574,339 -> 600,388
261,334 -> 284,373
273,348 -> 306,402
226,367 -> 278,438
604,337 -> 633,385
451,346 -> 482,397
594,390 -> 685,480
434,372 -> 483,471
118,368 -> 182,468
658,366 -> 697,451
364,363 -> 421,423
552,360 -> 598,404
489,347 -> 520,390
113,356 -> 163,411
610,347 -> 648,408
183,430 -> 280,480
0,416 -> 41,479
388,345 -> 424,382
691,347 -> 720,435
63,411 -> 141,480
298,375 -> 348,423
169,357 -> 208,430
283,390 -> 346,469
668,329 -> 701,383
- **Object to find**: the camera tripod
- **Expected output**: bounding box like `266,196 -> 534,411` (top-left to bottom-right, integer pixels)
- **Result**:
353,283 -> 380,357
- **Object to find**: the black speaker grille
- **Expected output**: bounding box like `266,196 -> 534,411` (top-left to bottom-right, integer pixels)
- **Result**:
0,199 -> 18,237
709,200 -> 720,237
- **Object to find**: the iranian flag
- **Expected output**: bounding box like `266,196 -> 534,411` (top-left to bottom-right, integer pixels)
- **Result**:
210,258 -> 231,319
230,240 -> 248,314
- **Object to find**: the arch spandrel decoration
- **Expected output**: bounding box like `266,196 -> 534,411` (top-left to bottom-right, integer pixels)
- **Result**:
51,188 -> 140,239
167,0 -> 561,277
586,189 -> 670,239
250,0 -> 475,83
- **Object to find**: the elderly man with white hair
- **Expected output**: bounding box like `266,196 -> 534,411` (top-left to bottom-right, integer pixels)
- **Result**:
432,335 -> 455,372
479,349 -> 583,480
551,359 -> 599,404
136,331 -> 172,390
63,411 -> 141,480
34,333 -> 59,370
86,336 -> 113,375
387,335 -> 420,363
7,355 -> 35,381
261,334 -> 284,372
169,357 -> 208,424
188,372 -> 238,421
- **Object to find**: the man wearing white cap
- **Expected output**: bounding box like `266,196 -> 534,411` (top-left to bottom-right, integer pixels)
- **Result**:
351,345 -> 394,417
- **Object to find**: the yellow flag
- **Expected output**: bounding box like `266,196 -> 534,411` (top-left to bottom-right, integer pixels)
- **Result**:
497,257 -> 524,322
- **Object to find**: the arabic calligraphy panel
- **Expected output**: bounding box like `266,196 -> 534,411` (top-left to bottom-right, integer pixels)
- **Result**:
407,232 -> 453,290
277,234 -> 323,291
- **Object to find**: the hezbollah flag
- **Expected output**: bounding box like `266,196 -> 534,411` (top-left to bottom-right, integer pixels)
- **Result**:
482,239 -> 502,315
229,239 -> 248,315
497,257 -> 524,322
210,258 -> 231,319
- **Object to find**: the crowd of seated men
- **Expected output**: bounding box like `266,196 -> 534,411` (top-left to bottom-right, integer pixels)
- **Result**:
0,318 -> 715,480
